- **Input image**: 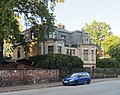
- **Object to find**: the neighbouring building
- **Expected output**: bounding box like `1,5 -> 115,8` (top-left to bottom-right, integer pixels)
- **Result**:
13,26 -> 96,68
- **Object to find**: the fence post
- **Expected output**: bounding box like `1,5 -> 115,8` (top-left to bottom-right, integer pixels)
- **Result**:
57,69 -> 59,81
114,69 -> 117,77
91,67 -> 94,79
104,69 -> 106,78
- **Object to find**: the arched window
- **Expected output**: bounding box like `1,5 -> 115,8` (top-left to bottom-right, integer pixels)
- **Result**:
17,47 -> 21,58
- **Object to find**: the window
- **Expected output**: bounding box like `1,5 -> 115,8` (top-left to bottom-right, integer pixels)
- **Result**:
38,45 -> 41,54
86,38 -> 89,43
66,49 -> 69,55
78,74 -> 84,77
48,46 -> 53,54
57,46 -> 61,54
49,33 -> 52,39
61,35 -> 66,40
83,38 -> 86,43
91,50 -> 94,61
53,32 -> 56,38
73,50 -> 75,55
83,50 -> 88,61
49,32 -> 56,39
31,32 -> 34,39
70,49 -> 72,55
17,47 -> 21,58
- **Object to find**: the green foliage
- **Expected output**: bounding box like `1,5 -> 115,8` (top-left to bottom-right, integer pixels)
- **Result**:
29,54 -> 83,69
30,54 -> 83,79
108,44 -> 120,62
97,58 -> 120,68
0,0 -> 63,62
83,20 -> 112,50
0,1 -> 21,62
0,1 -> 20,41
102,35 -> 120,55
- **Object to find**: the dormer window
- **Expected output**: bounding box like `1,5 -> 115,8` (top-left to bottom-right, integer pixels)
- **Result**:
26,34 -> 28,37
61,35 -> 65,40
82,38 -> 86,43
49,33 -> 52,39
49,32 -> 56,39
86,38 -> 89,44
24,34 -> 29,41
82,37 -> 89,44
32,32 -> 34,39
86,38 -> 88,42
53,32 -> 56,38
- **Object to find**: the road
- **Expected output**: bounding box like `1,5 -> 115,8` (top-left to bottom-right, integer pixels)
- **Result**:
0,80 -> 120,95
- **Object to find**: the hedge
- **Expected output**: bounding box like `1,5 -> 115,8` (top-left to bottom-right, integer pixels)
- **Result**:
29,54 -> 83,70
97,58 -> 120,68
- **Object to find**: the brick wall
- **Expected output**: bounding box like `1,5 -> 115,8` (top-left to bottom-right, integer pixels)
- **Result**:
0,68 -> 59,87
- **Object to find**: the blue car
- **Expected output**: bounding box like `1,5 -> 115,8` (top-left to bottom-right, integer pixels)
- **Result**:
62,72 -> 91,86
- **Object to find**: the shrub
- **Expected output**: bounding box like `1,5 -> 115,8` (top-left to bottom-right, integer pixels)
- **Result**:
29,54 -> 83,70
97,58 -> 120,68
29,54 -> 84,79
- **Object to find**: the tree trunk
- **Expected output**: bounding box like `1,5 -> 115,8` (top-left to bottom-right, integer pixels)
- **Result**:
0,40 -> 4,64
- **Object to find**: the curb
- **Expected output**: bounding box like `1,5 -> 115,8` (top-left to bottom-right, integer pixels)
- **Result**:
0,82 -> 62,93
0,78 -> 119,93
91,78 -> 120,83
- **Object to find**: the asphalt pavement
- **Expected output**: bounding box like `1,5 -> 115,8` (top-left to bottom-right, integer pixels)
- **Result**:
0,78 -> 119,93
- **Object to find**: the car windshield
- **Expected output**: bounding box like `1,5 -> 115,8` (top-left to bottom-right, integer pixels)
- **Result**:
68,73 -> 78,78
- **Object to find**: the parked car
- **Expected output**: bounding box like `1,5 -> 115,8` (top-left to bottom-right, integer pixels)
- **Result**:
62,72 -> 91,86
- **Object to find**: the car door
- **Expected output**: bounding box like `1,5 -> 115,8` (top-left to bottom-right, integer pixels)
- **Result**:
82,73 -> 89,83
77,74 -> 85,84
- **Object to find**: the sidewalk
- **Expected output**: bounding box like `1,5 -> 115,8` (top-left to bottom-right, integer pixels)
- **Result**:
0,78 -> 119,93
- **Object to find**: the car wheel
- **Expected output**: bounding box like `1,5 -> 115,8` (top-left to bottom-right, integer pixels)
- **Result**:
87,80 -> 90,84
75,80 -> 78,85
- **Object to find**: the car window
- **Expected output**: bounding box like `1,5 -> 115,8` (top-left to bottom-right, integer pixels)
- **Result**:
79,72 -> 90,77
70,73 -> 78,78
77,75 -> 80,78
78,74 -> 82,78
86,73 -> 90,76
69,72 -> 90,78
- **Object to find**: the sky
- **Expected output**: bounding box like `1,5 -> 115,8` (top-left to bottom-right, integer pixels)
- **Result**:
54,0 -> 120,37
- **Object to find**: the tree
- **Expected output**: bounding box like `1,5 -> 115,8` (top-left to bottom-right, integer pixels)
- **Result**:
0,1 -> 20,62
0,0 -> 64,63
83,20 -> 112,51
97,58 -> 120,68
108,44 -> 120,63
3,16 -> 23,58
102,35 -> 120,55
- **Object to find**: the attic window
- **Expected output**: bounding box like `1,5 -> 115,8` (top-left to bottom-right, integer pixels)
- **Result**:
32,32 -> 34,39
61,35 -> 65,40
49,32 -> 56,39
86,38 -> 89,43
82,38 -> 86,43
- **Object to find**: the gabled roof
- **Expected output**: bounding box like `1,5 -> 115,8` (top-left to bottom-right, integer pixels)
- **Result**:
55,27 -> 70,34
20,28 -> 32,35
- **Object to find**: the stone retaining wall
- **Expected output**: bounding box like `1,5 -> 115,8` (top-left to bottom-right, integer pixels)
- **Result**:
0,69 -> 59,87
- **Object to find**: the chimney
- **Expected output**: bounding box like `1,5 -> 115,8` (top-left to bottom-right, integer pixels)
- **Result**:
62,25 -> 65,29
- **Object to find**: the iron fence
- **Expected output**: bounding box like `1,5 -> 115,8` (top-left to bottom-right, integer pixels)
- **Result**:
59,68 -> 120,80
